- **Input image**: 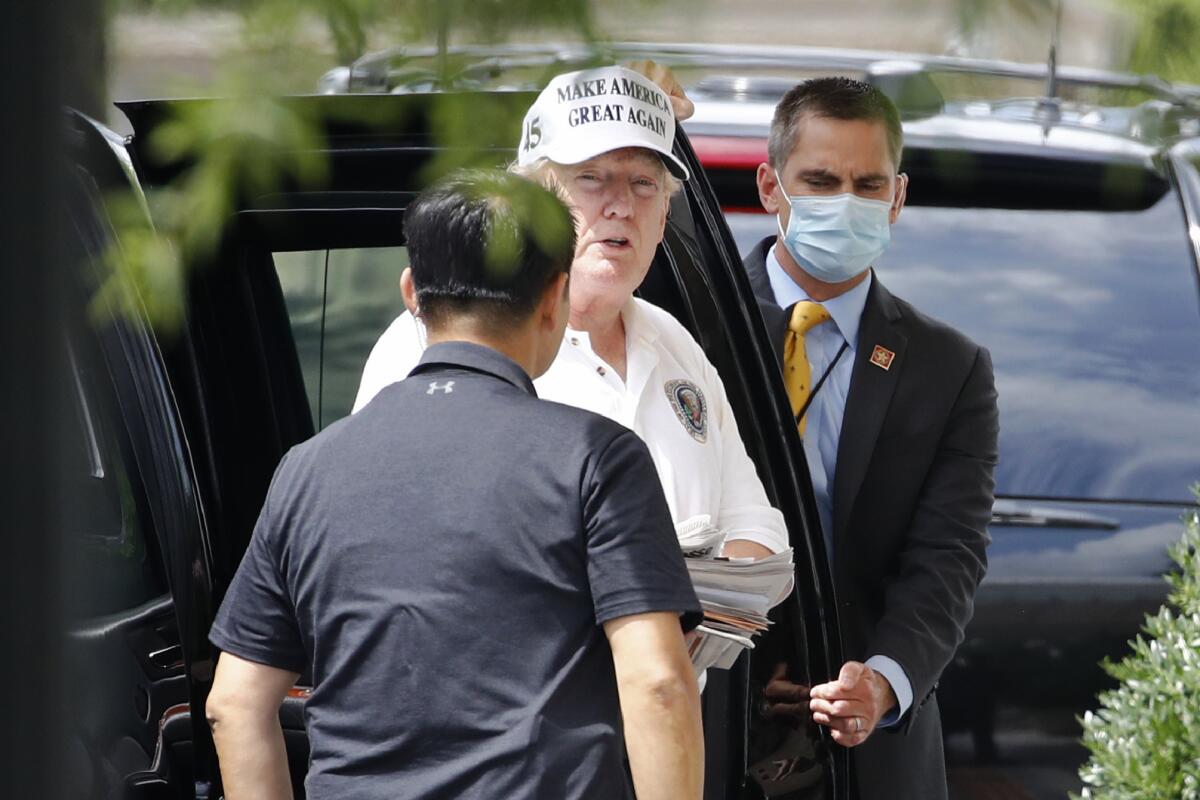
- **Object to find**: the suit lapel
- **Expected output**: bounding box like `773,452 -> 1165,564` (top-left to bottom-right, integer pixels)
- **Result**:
743,236 -> 789,365
743,236 -> 777,303
833,278 -> 907,546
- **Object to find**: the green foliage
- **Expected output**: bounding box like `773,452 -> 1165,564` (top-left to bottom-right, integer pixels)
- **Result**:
1076,487 -> 1200,800
460,170 -> 575,283
1118,0 -> 1200,84
97,91 -> 330,330
952,0 -> 1056,34
94,191 -> 186,333
100,0 -> 671,332
113,0 -> 609,62
950,0 -> 1200,88
151,95 -> 330,251
421,92 -> 526,182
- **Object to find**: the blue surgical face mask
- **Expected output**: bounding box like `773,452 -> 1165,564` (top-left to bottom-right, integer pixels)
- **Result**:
775,171 -> 893,284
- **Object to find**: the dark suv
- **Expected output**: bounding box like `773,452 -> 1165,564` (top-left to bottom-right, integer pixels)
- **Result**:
63,85 -> 846,798
65,43 -> 1200,800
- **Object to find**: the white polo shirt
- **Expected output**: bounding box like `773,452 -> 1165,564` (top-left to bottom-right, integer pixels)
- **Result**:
354,298 -> 789,554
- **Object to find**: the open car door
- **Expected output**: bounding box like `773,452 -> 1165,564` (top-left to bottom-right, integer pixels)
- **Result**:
61,111 -> 213,799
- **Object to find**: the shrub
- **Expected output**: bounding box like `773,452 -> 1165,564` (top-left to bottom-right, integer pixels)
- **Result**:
1076,487 -> 1200,799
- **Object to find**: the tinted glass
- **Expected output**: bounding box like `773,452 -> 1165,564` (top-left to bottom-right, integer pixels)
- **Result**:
274,247 -> 407,428
60,338 -> 167,617
728,192 -> 1200,504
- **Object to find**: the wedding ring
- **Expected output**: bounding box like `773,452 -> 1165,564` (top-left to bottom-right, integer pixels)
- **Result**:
853,717 -> 862,734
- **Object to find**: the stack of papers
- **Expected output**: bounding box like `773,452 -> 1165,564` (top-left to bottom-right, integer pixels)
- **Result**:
674,516 -> 794,674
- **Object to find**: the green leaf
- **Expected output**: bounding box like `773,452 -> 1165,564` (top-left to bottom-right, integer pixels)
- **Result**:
1076,486 -> 1200,799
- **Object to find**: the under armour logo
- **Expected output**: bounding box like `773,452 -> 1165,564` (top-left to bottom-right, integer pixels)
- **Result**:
426,381 -> 455,395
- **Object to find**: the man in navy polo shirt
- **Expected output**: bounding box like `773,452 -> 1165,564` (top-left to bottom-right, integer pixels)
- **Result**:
205,170 -> 704,800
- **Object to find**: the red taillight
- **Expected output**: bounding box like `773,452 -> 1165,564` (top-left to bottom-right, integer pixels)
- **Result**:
689,135 -> 769,171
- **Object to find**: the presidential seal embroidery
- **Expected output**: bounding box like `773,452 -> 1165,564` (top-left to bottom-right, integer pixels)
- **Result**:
664,379 -> 708,443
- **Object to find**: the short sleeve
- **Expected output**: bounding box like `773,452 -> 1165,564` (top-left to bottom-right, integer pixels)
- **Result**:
584,430 -> 702,631
208,457 -> 306,673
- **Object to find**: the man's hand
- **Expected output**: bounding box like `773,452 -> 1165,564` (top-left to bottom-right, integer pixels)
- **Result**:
623,59 -> 695,121
808,661 -> 897,747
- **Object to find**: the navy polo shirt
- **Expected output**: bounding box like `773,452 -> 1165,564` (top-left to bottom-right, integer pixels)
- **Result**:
210,341 -> 701,800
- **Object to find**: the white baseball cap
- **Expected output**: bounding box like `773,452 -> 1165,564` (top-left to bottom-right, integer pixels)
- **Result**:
516,65 -> 690,181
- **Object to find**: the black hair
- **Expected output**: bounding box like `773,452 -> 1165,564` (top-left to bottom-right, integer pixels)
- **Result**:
404,169 -> 576,331
768,77 -> 903,170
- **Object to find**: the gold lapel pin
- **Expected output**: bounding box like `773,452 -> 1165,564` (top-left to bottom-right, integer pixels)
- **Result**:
870,345 -> 896,371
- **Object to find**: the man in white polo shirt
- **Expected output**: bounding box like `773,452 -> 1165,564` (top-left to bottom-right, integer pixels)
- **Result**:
354,64 -> 789,560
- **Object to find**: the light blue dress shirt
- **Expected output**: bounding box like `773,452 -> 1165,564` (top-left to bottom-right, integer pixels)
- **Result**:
765,244 -> 912,726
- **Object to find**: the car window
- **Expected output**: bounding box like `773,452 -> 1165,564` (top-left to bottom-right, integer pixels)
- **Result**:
274,247 -> 407,429
59,335 -> 168,618
727,192 -> 1200,504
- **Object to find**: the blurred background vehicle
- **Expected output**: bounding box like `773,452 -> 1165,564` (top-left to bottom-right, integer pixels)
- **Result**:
678,48 -> 1200,799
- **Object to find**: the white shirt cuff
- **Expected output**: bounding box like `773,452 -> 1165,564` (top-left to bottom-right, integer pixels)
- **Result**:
865,654 -> 912,728
718,507 -> 789,554
721,530 -> 788,554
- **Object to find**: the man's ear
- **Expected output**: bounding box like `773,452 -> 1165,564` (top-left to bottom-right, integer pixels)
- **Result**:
890,173 -> 908,225
400,267 -> 418,315
756,162 -> 782,215
539,272 -> 570,329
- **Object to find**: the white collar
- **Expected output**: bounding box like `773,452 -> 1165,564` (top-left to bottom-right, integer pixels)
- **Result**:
564,297 -> 659,348
766,243 -> 872,349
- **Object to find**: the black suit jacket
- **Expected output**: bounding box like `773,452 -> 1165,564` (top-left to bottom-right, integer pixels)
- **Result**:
745,237 -> 999,800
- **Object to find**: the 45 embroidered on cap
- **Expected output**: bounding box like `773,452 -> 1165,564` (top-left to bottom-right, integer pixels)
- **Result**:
665,379 -> 708,443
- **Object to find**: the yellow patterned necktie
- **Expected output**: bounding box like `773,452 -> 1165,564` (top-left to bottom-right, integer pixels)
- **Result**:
784,301 -> 832,436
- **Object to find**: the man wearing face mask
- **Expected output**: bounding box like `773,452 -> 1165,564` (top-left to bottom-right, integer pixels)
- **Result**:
744,77 -> 999,799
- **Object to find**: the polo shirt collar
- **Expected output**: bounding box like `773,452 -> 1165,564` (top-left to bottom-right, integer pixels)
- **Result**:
564,297 -> 660,349
410,340 -> 537,396
621,297 -> 660,347
766,243 -> 873,350
560,299 -> 659,399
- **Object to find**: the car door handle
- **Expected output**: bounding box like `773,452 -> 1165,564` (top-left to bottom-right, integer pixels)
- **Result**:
148,644 -> 183,670
990,500 -> 1119,530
